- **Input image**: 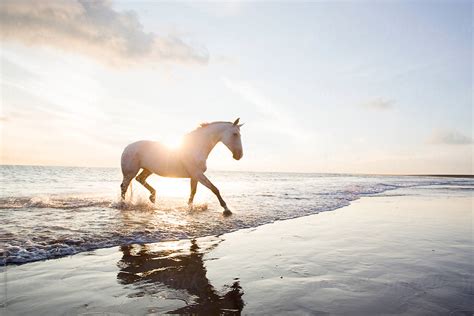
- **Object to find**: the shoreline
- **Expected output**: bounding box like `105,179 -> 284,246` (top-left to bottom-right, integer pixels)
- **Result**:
2,188 -> 473,315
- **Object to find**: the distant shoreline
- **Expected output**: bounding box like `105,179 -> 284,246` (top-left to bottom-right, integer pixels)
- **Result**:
405,174 -> 474,179
0,164 -> 473,178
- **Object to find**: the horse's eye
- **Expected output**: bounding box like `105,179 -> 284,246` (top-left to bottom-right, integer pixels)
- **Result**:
233,133 -> 238,136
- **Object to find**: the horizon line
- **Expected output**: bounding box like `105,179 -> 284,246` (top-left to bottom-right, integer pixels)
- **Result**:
1,163 -> 472,178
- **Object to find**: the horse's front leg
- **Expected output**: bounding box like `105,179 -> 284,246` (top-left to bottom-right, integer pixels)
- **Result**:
193,173 -> 231,216
188,179 -> 197,207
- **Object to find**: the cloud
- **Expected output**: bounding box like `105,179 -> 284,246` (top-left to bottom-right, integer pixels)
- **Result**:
0,0 -> 208,66
361,98 -> 394,110
428,129 -> 473,145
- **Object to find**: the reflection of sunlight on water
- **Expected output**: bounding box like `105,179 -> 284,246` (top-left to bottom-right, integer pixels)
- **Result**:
154,177 -> 214,201
125,176 -> 214,203
146,239 -> 192,254
122,241 -> 200,257
150,177 -> 189,198
128,237 -> 222,259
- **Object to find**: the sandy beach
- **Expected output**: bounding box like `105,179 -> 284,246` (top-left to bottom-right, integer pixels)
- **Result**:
2,188 -> 473,315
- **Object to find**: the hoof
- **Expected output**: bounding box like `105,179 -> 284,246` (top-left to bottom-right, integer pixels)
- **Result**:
149,195 -> 156,203
223,209 -> 232,217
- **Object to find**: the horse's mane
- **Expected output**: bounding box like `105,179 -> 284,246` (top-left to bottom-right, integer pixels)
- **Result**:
199,122 -> 211,128
189,121 -> 230,134
185,121 -> 232,138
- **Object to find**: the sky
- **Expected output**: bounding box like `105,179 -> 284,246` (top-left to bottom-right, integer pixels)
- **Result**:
0,0 -> 472,174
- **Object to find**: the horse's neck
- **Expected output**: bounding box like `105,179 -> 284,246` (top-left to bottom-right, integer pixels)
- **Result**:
185,125 -> 225,160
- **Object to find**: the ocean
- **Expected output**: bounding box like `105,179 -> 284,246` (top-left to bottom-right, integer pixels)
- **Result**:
1,165 -> 472,265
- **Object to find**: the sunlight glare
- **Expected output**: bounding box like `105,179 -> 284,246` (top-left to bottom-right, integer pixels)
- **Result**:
144,177 -> 212,201
162,135 -> 183,150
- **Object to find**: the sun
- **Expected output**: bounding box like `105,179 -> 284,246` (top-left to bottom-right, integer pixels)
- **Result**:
162,135 -> 183,150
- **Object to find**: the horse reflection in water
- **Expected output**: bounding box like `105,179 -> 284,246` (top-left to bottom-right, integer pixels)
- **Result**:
117,239 -> 244,315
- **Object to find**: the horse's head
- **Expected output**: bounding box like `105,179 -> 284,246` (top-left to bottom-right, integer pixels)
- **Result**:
221,118 -> 244,160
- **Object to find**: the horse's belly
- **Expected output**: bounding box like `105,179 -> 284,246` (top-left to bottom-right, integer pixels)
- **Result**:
155,161 -> 190,178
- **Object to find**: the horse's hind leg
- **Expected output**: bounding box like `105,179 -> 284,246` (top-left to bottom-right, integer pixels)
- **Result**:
121,167 -> 140,200
121,174 -> 135,200
135,168 -> 156,203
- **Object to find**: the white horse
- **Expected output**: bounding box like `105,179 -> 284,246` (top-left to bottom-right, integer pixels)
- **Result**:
120,118 -> 244,215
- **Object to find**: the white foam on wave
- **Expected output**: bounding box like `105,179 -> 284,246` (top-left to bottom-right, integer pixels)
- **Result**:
2,173 -> 473,266
0,195 -> 111,209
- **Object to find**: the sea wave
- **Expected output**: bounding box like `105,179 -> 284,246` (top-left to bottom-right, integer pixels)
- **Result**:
0,196 -> 112,210
1,168 -> 473,266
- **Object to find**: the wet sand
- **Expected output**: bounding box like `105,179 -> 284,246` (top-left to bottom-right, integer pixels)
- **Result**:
1,190 -> 473,315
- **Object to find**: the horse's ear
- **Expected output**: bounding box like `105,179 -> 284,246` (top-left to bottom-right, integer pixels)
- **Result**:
233,118 -> 240,125
238,123 -> 244,128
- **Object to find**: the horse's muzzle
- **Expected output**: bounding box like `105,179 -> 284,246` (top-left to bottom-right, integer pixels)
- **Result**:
233,151 -> 243,160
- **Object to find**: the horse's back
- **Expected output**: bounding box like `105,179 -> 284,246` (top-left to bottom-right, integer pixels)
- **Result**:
121,140 -> 189,178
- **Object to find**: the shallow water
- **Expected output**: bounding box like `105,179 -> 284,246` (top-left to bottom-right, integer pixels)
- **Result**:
1,165 -> 472,265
